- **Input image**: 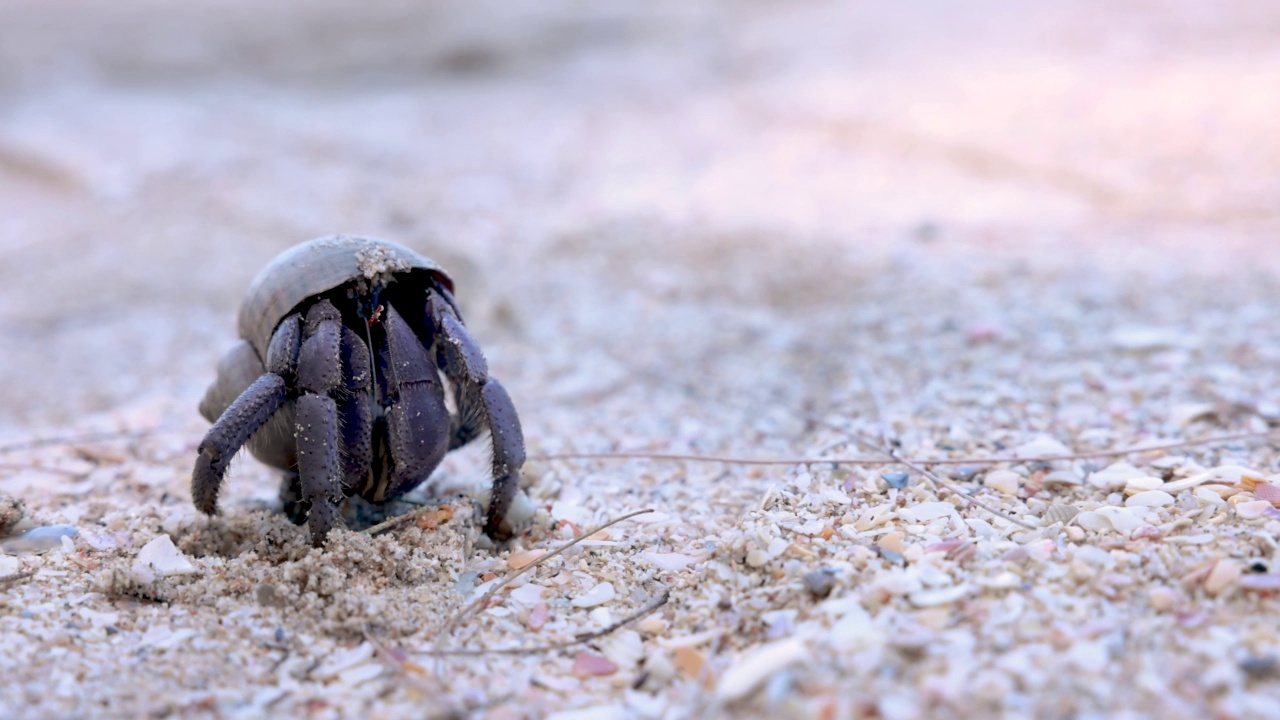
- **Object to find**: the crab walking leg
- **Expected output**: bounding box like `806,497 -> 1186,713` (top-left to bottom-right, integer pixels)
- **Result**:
428,292 -> 488,386
477,378 -> 525,537
426,291 -> 525,536
288,300 -> 349,544
296,301 -> 343,394
295,394 -> 345,545
427,292 -> 489,451
381,303 -> 450,499
192,373 -> 288,514
265,314 -> 302,378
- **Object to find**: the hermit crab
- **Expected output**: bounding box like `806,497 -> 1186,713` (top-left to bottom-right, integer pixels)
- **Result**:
193,235 -> 524,546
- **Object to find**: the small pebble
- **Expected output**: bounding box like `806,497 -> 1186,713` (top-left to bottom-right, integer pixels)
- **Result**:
0,525 -> 78,554
256,583 -> 285,607
506,549 -> 546,570
525,603 -> 549,630
715,638 -> 807,703
508,583 -> 544,604
1087,462 -> 1147,490
1239,655 -> 1279,680
572,652 -> 619,678
1235,500 -> 1272,520
637,616 -> 666,634
876,548 -> 906,565
1043,504 -> 1079,525
1147,587 -> 1180,612
802,568 -> 837,599
1125,490 -> 1175,508
1240,574 -> 1280,592
1014,436 -> 1072,458
1042,470 -> 1083,486
1204,559 -> 1242,597
898,502 -> 955,523
1254,482 -> 1280,504
571,581 -> 616,608
597,629 -> 643,670
877,531 -> 905,554
1123,476 -> 1164,494
673,646 -> 706,678
132,534 -> 196,577
881,472 -> 909,489
983,470 -> 1020,495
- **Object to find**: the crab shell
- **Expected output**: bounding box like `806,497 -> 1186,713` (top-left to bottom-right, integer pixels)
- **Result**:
198,235 -> 454,470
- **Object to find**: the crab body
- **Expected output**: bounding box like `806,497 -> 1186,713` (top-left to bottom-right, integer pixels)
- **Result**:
194,236 -> 524,545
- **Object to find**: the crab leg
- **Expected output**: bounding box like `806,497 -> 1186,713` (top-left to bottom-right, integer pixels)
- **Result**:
192,374 -> 288,515
295,394 -> 344,544
477,378 -> 525,537
293,300 -> 348,544
428,292 -> 488,387
426,292 -> 525,537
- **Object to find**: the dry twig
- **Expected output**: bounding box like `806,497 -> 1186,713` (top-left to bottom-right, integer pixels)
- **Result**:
851,362 -> 1040,530
438,508 -> 654,638
0,571 -> 34,589
360,505 -> 433,537
530,429 -> 1278,468
423,587 -> 669,657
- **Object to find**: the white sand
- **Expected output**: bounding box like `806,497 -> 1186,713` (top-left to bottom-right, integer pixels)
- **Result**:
3,2 -> 1280,718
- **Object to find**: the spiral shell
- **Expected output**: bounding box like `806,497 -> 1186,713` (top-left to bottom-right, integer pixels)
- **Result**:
237,235 -> 453,356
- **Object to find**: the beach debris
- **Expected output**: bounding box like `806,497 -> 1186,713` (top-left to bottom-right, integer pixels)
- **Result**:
1042,504 -> 1080,525
130,534 -> 196,583
1125,490 -> 1175,508
1014,436 -> 1072,459
506,549 -> 547,570
640,552 -> 698,572
571,581 -> 616,608
1203,559 -> 1242,597
715,638 -> 807,703
881,472 -> 909,489
572,651 -> 619,677
802,568 -> 838,599
1,525 -> 78,554
983,470 -> 1020,495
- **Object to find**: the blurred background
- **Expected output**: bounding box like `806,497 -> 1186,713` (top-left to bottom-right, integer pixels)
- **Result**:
1,0 -> 1279,438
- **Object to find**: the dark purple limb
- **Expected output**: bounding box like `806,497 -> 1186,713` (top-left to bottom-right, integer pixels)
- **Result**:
381,303 -> 450,500
295,393 -> 344,545
478,378 -> 525,538
425,291 -> 525,538
265,314 -> 302,379
192,373 -> 288,515
297,301 -> 343,394
428,292 -> 488,385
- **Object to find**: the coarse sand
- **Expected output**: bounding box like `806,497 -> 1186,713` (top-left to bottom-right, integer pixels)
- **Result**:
3,2 -> 1280,718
